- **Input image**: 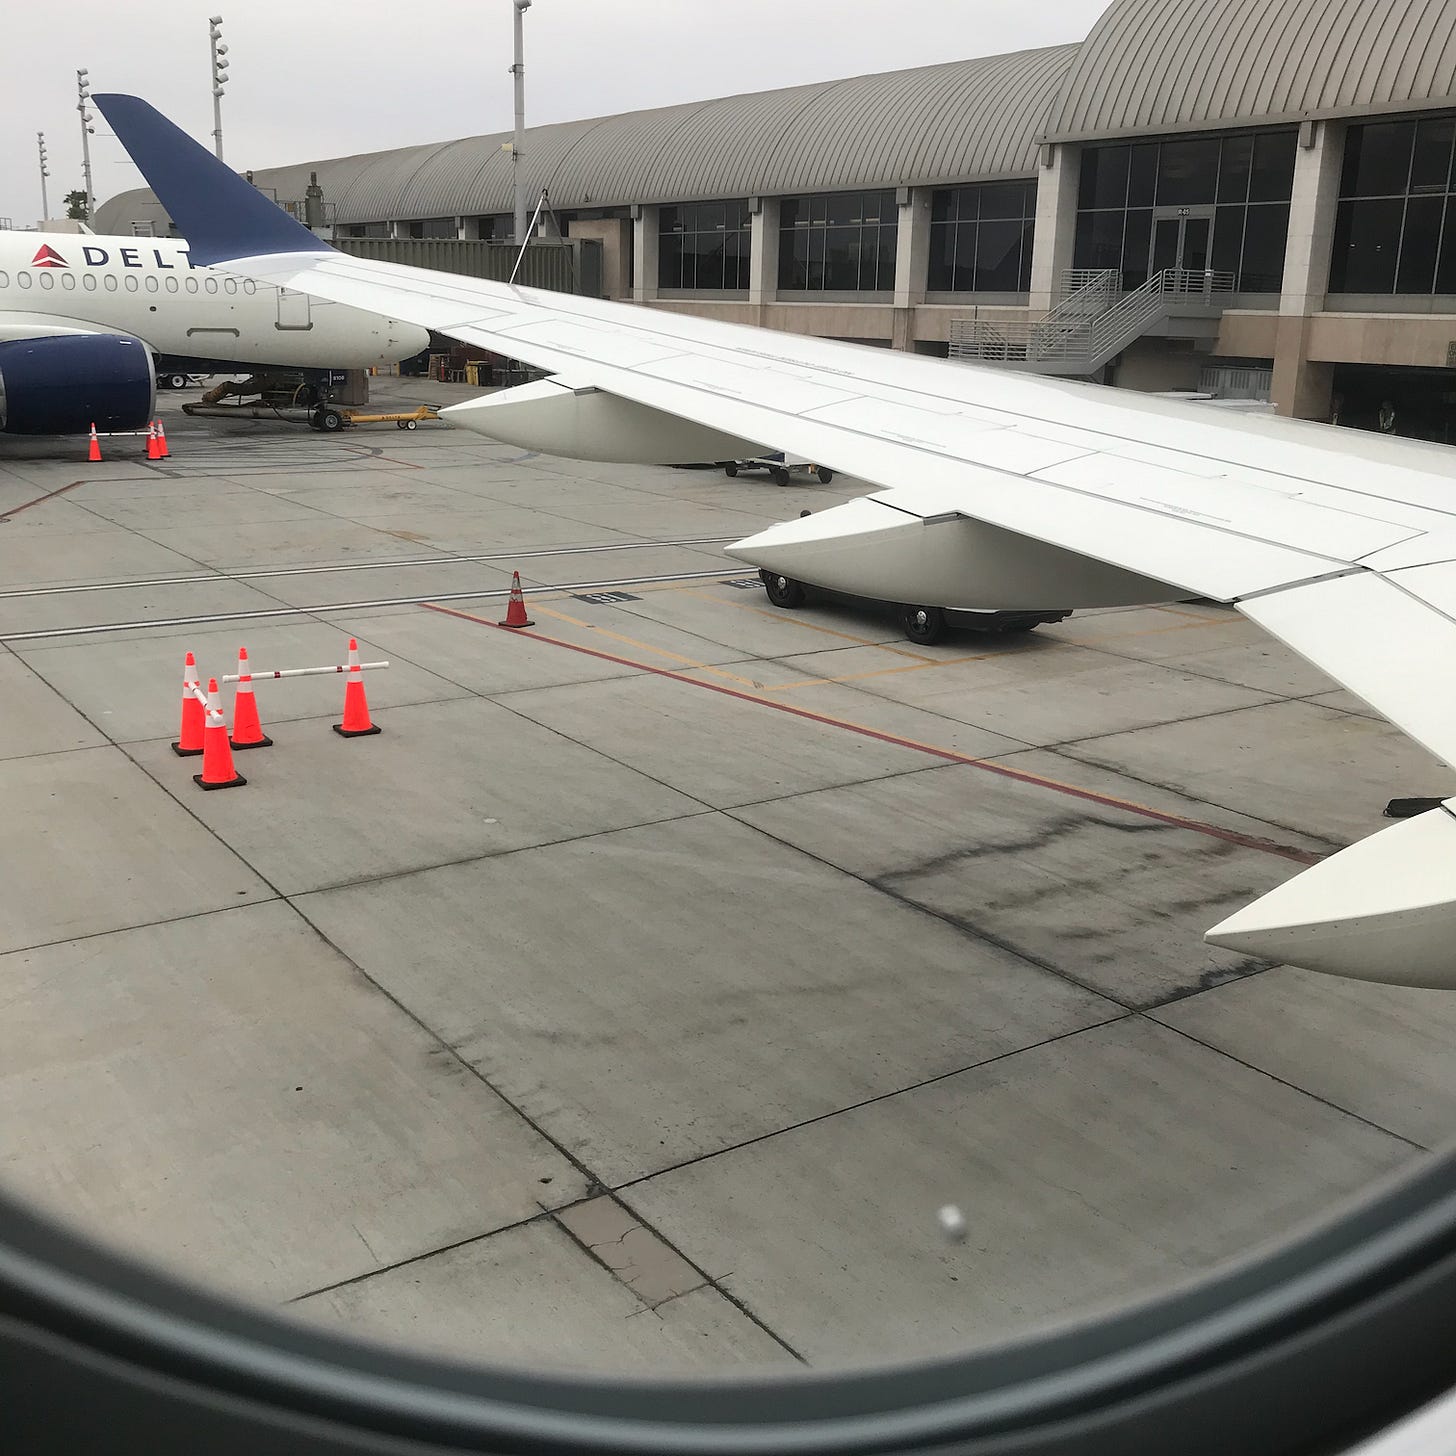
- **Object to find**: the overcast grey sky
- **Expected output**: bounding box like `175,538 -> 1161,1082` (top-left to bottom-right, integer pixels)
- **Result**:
2,1 -> 1114,228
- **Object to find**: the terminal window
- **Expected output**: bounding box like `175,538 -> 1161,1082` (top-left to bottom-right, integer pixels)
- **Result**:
1330,116 -> 1456,295
1073,131 -> 1296,292
778,190 -> 897,292
928,180 -> 1036,294
658,201 -> 751,291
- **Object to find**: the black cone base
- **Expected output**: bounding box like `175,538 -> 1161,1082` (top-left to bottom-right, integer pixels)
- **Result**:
171,741 -> 204,758
230,735 -> 274,750
333,723 -> 382,738
193,771 -> 247,791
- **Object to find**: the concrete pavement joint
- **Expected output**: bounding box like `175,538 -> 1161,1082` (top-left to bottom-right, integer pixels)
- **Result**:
427,603 -> 1325,867
1147,1016 -> 1430,1154
609,1012 -> 1134,1198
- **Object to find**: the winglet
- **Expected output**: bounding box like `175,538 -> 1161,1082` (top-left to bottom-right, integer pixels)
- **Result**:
95,95 -> 331,266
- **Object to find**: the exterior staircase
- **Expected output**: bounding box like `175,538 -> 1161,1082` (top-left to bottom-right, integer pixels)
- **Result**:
950,267 -> 1235,376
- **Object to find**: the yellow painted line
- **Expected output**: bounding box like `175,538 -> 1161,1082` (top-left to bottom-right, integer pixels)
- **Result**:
757,647 -> 1019,692
529,601 -> 767,688
423,599 -> 1321,868
689,588 -> 937,661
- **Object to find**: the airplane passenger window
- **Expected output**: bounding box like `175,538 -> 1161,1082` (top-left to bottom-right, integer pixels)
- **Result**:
103,276 -> 117,291
165,277 -> 179,292
124,277 -> 138,292
38,273 -> 53,290
82,275 -> 97,291
0,271 -> 8,288
243,279 -> 256,295
185,278 -> 198,293
224,278 -> 237,294
145,277 -> 159,293
60,274 -> 75,290
16,272 -> 29,288
204,277 -> 218,293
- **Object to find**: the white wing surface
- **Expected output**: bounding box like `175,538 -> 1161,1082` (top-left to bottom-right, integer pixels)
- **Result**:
98,93 -> 1456,990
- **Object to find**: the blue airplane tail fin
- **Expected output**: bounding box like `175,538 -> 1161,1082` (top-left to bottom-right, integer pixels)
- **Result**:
95,95 -> 331,266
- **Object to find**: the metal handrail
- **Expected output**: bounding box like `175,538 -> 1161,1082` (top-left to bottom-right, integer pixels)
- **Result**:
950,268 -> 1235,371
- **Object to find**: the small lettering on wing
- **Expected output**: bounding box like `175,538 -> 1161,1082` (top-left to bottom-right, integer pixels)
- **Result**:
1141,496 -> 1234,525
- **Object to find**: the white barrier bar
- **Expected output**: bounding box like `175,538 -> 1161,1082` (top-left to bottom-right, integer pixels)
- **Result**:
219,660 -> 389,684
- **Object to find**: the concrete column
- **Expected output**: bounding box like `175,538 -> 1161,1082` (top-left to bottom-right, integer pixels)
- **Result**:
1027,142 -> 1080,313
566,217 -> 632,299
633,205 -> 659,302
456,216 -> 483,241
749,197 -> 780,312
1272,120 -> 1345,419
891,187 -> 932,348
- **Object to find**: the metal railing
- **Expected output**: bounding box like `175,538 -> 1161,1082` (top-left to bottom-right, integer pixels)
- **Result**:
949,268 -> 1235,374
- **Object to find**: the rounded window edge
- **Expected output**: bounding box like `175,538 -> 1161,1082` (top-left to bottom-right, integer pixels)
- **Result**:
5,1152 -> 1456,1453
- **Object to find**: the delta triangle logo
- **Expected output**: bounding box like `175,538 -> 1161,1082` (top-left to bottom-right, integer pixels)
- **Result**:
31,244 -> 68,268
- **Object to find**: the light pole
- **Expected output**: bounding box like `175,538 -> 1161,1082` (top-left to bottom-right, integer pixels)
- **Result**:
76,69 -> 95,223
209,16 -> 229,161
510,0 -> 531,244
37,132 -> 50,223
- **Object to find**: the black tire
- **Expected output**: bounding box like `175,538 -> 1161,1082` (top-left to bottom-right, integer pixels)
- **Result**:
771,466 -> 791,486
315,408 -> 345,432
165,373 -> 189,391
404,419 -> 417,430
816,466 -> 835,484
761,570 -> 807,609
900,604 -> 947,645
725,462 -> 738,477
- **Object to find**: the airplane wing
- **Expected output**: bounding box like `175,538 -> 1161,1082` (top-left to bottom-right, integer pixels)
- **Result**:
97,92 -> 1456,991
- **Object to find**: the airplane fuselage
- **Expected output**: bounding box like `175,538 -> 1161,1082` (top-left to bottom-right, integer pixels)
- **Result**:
0,232 -> 426,369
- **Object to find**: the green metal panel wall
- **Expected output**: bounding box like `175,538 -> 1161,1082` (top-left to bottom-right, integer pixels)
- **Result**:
330,237 -> 601,296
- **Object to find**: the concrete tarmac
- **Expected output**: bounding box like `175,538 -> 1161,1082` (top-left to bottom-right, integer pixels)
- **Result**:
3,378 -> 1455,1377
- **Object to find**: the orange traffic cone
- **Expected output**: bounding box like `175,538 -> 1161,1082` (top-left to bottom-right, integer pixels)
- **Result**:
145,420 -> 161,460
229,647 -> 272,750
171,650 -> 205,757
333,638 -> 381,738
193,679 -> 247,790
154,418 -> 170,459
87,422 -> 102,463
499,571 -> 534,628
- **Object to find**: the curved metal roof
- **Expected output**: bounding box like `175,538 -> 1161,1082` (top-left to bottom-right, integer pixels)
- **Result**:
99,46 -> 1073,233
1047,0 -> 1456,141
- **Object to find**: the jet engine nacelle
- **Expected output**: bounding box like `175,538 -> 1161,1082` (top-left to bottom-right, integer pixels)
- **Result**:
0,333 -> 156,436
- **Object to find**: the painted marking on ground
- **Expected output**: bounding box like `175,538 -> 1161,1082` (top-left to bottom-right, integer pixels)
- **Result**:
694,588 -> 937,660
529,602 -> 768,689
0,478 -> 87,522
422,600 -> 1322,867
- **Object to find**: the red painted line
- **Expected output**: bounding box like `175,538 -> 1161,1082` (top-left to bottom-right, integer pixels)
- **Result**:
0,478 -> 87,521
421,601 -> 1322,867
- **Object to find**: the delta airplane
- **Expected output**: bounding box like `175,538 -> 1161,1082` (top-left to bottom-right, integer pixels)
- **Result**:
100,92 -> 1456,993
0,230 -> 427,436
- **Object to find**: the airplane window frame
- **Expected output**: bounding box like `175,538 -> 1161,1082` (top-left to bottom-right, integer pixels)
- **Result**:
103,275 -> 117,292
5,1147 -> 1456,1455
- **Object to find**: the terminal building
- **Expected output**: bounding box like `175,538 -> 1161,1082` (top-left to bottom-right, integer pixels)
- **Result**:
99,0 -> 1456,440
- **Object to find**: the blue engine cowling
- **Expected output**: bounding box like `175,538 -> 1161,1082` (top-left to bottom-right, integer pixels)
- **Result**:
0,333 -> 156,436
